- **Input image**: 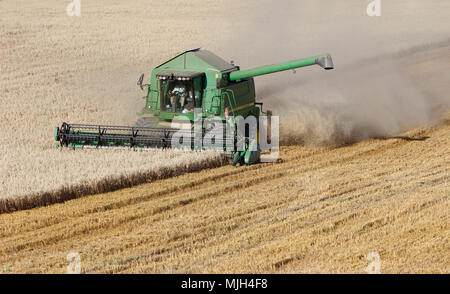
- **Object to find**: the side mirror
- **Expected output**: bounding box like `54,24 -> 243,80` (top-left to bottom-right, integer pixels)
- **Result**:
137,73 -> 144,90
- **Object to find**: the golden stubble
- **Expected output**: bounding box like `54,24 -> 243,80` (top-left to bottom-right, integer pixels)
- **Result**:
0,124 -> 448,273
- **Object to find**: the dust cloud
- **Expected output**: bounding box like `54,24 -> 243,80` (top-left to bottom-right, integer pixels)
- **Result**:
223,0 -> 450,145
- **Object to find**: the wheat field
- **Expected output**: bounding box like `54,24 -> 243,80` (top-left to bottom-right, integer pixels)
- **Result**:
0,0 -> 449,273
1,0 -> 449,204
0,0 -> 233,204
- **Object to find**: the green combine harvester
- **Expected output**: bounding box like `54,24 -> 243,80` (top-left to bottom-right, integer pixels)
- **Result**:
55,49 -> 333,165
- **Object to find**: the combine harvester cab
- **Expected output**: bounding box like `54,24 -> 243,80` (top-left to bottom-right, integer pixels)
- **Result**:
55,48 -> 333,165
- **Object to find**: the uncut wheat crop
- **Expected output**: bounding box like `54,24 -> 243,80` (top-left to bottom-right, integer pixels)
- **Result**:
0,0 -> 232,211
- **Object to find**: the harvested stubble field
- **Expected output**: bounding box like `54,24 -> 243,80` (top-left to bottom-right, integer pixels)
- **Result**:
0,0 -> 449,273
0,122 -> 448,273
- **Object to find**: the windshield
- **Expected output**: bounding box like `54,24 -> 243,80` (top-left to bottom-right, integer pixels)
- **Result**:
160,77 -> 202,114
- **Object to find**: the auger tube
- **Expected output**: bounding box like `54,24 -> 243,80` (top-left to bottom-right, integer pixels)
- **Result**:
229,54 -> 333,81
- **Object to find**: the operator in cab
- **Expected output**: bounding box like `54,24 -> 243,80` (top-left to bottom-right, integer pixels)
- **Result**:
168,80 -> 195,113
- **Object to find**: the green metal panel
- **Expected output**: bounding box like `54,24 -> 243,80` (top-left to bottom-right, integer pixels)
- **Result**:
140,50 -> 332,124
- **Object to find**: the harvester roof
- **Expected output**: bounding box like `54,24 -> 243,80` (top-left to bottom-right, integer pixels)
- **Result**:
156,48 -> 236,73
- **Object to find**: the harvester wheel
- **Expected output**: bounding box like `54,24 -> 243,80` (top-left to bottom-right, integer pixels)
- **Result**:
232,151 -> 245,166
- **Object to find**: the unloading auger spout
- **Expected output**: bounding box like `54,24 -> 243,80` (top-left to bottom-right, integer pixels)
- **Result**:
229,54 -> 334,81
